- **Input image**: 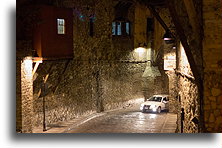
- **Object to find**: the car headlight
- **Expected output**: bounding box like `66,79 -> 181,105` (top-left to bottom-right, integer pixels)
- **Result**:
150,104 -> 156,108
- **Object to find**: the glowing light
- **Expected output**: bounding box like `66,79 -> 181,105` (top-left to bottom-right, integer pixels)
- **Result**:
163,30 -> 174,44
32,57 -> 43,63
134,47 -> 147,61
163,37 -> 172,41
57,19 -> 65,34
23,56 -> 33,79
135,47 -> 146,53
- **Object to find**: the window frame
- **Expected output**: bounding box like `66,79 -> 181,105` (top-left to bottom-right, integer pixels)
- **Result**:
57,18 -> 65,35
112,20 -> 131,36
89,17 -> 94,37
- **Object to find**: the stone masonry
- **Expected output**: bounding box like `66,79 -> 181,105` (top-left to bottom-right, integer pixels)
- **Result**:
202,0 -> 222,132
16,41 -> 34,133
17,57 -> 33,133
31,0 -> 156,128
16,0 -> 221,133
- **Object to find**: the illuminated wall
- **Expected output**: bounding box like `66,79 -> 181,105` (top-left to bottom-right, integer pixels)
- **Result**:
17,57 -> 33,133
177,42 -> 199,133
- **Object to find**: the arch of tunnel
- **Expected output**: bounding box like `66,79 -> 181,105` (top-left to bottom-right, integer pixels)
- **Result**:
16,0 -> 222,133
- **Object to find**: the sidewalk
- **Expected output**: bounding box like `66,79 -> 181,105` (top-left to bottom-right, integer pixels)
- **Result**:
33,99 -> 143,133
33,112 -> 106,133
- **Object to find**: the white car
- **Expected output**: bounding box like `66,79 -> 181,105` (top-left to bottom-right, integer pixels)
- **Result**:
140,95 -> 169,113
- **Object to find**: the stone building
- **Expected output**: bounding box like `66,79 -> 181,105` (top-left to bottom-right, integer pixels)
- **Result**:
16,0 -> 221,133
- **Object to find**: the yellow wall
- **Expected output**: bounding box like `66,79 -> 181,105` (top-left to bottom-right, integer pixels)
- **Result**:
134,2 -> 150,48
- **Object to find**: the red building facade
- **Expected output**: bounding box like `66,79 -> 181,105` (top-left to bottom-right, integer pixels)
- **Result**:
33,5 -> 73,58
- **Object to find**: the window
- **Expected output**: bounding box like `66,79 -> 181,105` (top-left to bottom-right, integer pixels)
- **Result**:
57,19 -> 65,34
89,18 -> 94,37
147,18 -> 154,32
163,97 -> 166,102
116,22 -> 122,35
112,21 -> 130,36
126,22 -> 130,35
112,22 -> 116,35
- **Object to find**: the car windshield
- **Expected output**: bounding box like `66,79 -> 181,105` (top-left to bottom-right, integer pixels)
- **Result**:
147,97 -> 162,102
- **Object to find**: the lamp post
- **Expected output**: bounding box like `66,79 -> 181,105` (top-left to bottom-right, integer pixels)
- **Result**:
40,76 -> 47,132
163,30 -> 175,44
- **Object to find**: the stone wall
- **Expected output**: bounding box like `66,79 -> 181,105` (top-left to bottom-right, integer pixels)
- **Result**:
202,0 -> 222,132
134,2 -> 150,48
16,41 -> 34,133
16,57 -> 34,133
163,0 -> 204,133
33,60 -> 146,126
32,0 -> 150,127
177,43 -> 199,133
203,72 -> 222,132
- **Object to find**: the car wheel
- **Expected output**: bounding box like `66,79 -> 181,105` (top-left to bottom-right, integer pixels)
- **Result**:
157,107 -> 161,113
142,108 -> 146,113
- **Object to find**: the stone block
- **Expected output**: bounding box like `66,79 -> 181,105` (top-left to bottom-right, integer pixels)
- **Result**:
217,95 -> 222,104
209,113 -> 215,123
215,117 -> 222,126
204,105 -> 211,110
204,90 -> 211,97
204,98 -> 210,105
210,102 -> 217,110
209,124 -> 215,128
208,96 -> 216,102
207,128 -> 212,132
211,88 -> 221,97
204,112 -> 209,122
214,110 -> 221,117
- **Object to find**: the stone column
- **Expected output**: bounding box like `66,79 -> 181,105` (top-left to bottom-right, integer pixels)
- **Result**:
20,57 -> 33,133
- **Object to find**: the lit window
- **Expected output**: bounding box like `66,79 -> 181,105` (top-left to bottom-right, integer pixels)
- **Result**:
112,22 -> 116,35
117,22 -> 122,35
112,21 -> 130,36
57,19 -> 65,34
126,22 -> 130,35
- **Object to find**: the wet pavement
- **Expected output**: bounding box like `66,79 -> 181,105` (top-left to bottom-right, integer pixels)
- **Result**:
66,109 -> 177,133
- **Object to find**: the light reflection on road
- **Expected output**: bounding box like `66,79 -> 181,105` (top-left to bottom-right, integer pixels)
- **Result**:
67,109 -> 177,133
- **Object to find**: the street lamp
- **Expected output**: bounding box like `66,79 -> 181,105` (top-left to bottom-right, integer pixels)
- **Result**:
163,30 -> 174,44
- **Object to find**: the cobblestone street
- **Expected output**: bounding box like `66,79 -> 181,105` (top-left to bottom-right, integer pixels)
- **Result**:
66,109 -> 177,133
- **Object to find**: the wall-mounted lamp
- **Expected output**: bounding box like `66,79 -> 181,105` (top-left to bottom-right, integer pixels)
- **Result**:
135,47 -> 146,53
32,57 -> 43,63
163,30 -> 174,44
